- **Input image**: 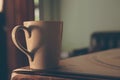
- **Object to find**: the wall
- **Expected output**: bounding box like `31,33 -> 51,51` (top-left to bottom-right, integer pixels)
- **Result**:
39,0 -> 60,20
60,0 -> 120,52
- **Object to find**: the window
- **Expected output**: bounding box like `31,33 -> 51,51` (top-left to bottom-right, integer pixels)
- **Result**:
34,0 -> 40,20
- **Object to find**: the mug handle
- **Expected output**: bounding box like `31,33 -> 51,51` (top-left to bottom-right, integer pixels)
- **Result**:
11,25 -> 32,59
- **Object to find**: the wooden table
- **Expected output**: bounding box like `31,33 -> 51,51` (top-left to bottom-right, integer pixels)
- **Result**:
11,48 -> 120,80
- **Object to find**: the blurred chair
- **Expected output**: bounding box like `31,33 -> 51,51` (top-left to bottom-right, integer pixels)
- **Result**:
69,31 -> 120,57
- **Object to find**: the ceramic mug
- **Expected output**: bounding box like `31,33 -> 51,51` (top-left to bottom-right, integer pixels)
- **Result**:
11,21 -> 63,70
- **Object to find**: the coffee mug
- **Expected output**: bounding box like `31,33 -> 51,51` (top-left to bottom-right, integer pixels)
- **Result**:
11,21 -> 63,70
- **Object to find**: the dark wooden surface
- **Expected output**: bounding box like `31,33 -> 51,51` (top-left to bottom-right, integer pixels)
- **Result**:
11,49 -> 120,80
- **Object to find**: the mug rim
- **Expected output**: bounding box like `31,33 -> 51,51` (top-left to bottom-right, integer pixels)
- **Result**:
24,20 -> 63,23
23,20 -> 63,27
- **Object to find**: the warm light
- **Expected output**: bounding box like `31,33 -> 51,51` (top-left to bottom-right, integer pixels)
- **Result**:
0,0 -> 3,12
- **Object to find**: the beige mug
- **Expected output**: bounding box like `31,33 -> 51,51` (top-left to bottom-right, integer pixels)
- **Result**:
11,21 -> 63,70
